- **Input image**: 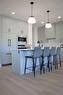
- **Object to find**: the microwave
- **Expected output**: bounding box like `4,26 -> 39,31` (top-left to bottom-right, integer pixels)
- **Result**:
18,37 -> 27,42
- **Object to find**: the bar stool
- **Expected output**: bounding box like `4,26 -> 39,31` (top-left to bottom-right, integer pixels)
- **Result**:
42,47 -> 50,73
24,47 -> 43,77
57,47 -> 61,67
50,47 -> 57,70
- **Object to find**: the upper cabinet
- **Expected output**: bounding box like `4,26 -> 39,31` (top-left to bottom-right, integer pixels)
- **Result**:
2,17 -> 28,35
1,16 -> 28,51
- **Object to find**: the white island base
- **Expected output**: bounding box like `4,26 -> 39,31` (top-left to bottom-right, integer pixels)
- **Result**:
12,49 -> 34,75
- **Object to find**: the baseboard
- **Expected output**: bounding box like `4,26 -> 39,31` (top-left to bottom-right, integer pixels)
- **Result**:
2,63 -> 12,66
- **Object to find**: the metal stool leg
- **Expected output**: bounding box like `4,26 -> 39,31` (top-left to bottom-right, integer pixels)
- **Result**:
33,58 -> 36,77
42,58 -> 45,73
40,63 -> 42,74
54,55 -> 58,70
48,56 -> 50,72
39,57 -> 43,74
43,65 -> 45,73
59,55 -> 61,67
24,57 -> 27,74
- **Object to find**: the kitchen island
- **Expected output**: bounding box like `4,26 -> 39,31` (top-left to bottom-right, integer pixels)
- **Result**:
12,49 -> 34,75
12,46 -> 63,75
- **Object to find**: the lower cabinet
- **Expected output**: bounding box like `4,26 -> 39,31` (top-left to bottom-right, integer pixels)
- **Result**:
1,52 -> 12,65
6,53 -> 12,64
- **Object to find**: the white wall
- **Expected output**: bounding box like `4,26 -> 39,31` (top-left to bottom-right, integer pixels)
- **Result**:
55,22 -> 63,43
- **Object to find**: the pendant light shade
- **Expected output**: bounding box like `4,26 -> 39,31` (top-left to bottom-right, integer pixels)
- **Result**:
45,22 -> 52,28
28,16 -> 36,24
28,2 -> 36,24
45,10 -> 52,28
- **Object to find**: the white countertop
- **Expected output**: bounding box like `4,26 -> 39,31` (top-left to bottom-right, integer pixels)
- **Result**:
18,48 -> 34,51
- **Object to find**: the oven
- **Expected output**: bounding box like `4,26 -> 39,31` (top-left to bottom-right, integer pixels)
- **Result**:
18,37 -> 27,49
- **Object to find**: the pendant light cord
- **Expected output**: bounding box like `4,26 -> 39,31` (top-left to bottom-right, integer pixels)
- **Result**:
47,10 -> 50,23
30,2 -> 34,17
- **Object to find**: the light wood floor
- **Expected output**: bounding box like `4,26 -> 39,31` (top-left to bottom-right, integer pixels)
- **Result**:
0,64 -> 63,95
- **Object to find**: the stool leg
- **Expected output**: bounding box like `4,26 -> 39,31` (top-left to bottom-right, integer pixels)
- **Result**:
54,55 -> 58,70
48,56 -> 50,72
40,57 -> 43,74
51,63 -> 53,71
55,59 -> 56,70
33,58 -> 35,77
33,58 -> 37,77
24,57 -> 27,74
59,55 -> 61,67
40,63 -> 42,74
56,55 -> 58,69
43,66 -> 45,73
42,58 -> 45,73
54,56 -> 56,70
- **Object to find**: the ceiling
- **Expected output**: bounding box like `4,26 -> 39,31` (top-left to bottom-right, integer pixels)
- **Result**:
0,0 -> 63,26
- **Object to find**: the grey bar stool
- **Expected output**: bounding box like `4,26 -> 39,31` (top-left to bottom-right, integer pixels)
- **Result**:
42,47 -> 50,73
50,47 -> 57,70
24,47 -> 43,77
57,47 -> 61,67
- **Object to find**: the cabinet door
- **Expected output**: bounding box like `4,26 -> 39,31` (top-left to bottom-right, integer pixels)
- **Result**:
1,53 -> 7,65
6,53 -> 12,64
1,52 -> 12,65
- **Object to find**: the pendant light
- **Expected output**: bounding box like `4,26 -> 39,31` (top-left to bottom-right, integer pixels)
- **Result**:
28,2 -> 36,24
45,10 -> 52,28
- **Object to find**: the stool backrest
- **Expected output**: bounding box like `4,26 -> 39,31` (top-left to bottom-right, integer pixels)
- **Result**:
43,47 -> 50,57
50,47 -> 56,56
57,47 -> 60,55
33,47 -> 42,57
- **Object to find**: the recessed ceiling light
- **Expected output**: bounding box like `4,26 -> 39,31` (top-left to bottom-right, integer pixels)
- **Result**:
41,21 -> 45,24
58,16 -> 61,19
11,12 -> 15,15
